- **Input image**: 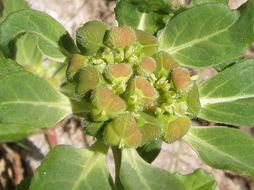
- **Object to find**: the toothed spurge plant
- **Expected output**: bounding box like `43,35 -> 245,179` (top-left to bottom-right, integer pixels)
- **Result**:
1,0 -> 254,190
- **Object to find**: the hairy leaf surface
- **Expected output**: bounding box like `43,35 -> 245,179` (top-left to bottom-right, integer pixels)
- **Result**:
174,169 -> 216,190
159,1 -> 254,67
30,145 -> 113,190
184,127 -> 254,177
0,57 -> 71,129
199,60 -> 254,126
120,149 -> 185,190
0,9 -> 71,61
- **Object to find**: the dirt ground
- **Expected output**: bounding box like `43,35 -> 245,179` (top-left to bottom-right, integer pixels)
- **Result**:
0,0 -> 254,190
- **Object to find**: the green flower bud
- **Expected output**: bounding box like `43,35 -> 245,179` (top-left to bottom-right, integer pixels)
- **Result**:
135,30 -> 158,56
83,120 -> 104,136
137,56 -> 157,77
91,87 -> 126,121
66,54 -> 87,81
172,67 -> 192,91
154,51 -> 179,78
126,76 -> 158,110
102,47 -> 114,64
76,66 -> 104,96
113,49 -> 125,63
76,20 -> 107,55
104,63 -> 133,83
106,26 -> 136,49
162,116 -> 191,143
124,45 -> 135,59
137,112 -> 162,144
103,113 -> 143,148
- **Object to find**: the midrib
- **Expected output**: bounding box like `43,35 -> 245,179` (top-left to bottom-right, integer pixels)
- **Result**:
184,133 -> 254,172
200,94 -> 254,106
164,22 -> 236,54
71,153 -> 100,190
1,100 -> 70,110
137,13 -> 146,30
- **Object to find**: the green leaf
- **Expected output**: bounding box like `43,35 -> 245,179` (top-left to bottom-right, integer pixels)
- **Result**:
174,169 -> 216,190
115,0 -> 164,34
30,145 -> 113,190
190,0 -> 228,6
0,0 -> 29,22
0,55 -> 23,76
120,149 -> 186,190
159,2 -> 254,67
0,9 -> 72,61
128,0 -> 173,13
15,33 -> 43,66
184,127 -> 254,177
199,60 -> 254,126
0,57 -> 71,128
0,124 -> 39,143
137,140 -> 162,163
17,179 -> 31,190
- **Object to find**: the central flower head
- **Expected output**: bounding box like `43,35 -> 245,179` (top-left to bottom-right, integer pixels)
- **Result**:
66,20 -> 199,148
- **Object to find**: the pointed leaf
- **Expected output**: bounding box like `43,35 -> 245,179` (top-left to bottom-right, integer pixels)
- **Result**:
0,57 -> 71,128
0,9 -> 73,61
0,0 -> 29,22
159,2 -> 254,67
120,149 -> 185,190
199,60 -> 254,126
174,169 -> 216,190
184,127 -> 254,177
15,33 -> 43,66
115,0 -> 164,34
0,124 -> 39,143
30,145 -> 113,190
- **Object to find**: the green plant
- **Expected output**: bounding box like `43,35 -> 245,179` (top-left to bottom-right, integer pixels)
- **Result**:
1,0 -> 254,189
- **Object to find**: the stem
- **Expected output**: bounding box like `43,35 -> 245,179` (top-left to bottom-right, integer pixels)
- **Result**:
45,128 -> 58,149
112,147 -> 125,190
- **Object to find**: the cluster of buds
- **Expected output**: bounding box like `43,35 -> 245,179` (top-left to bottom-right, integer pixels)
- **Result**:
66,20 -> 198,148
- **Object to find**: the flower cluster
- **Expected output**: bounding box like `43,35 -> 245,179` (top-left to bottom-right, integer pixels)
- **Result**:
66,20 -> 198,148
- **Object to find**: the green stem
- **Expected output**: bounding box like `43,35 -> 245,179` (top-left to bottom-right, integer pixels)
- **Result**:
112,147 -> 125,190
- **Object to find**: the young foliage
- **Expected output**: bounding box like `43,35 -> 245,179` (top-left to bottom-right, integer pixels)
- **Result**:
0,9 -> 74,61
15,33 -> 43,66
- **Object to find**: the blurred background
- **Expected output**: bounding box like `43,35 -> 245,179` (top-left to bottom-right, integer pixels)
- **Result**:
0,0 -> 253,189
